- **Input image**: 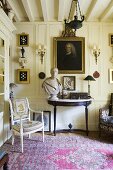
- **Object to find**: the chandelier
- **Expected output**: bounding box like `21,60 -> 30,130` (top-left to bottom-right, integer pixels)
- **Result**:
0,0 -> 10,15
66,0 -> 84,31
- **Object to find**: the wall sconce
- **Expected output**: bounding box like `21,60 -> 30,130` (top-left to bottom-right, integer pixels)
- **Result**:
92,45 -> 100,64
36,44 -> 46,64
19,47 -> 27,68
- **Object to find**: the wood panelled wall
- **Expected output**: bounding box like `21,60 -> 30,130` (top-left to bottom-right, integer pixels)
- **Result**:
10,22 -> 113,131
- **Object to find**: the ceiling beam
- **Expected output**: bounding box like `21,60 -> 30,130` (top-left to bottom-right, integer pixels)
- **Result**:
58,0 -> 65,21
85,0 -> 98,21
21,0 -> 34,22
7,0 -> 21,21
40,0 -> 48,21
99,1 -> 113,21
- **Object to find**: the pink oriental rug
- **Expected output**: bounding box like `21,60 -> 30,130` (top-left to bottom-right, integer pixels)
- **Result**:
1,135 -> 113,170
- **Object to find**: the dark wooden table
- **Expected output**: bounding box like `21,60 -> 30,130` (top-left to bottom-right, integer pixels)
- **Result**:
48,98 -> 92,136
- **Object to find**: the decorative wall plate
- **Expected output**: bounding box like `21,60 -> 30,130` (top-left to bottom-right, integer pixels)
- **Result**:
38,72 -> 46,79
93,71 -> 100,78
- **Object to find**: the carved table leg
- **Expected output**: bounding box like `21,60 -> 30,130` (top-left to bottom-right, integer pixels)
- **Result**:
85,104 -> 88,136
54,105 -> 56,136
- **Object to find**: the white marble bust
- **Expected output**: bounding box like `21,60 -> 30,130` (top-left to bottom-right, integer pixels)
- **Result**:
42,68 -> 62,100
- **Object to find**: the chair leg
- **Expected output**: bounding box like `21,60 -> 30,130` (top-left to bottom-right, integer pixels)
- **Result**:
20,135 -> 23,153
42,128 -> 44,142
28,134 -> 31,139
12,130 -> 15,145
99,126 -> 101,137
3,162 -> 8,170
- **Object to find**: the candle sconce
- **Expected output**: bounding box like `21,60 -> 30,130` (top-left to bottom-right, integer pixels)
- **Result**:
36,44 -> 46,64
92,45 -> 100,64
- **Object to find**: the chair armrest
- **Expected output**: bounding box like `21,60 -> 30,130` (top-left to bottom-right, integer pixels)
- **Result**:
29,108 -> 44,123
29,108 -> 43,114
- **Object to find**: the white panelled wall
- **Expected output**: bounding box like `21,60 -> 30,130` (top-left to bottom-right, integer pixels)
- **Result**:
10,22 -> 113,132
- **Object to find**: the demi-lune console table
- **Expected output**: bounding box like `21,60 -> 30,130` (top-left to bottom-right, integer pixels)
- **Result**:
48,98 -> 93,136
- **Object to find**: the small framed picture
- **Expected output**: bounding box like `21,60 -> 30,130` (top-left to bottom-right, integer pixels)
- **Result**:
63,76 -> 75,90
109,69 -> 113,83
109,34 -> 113,46
17,69 -> 30,84
33,111 -> 51,132
18,33 -> 29,46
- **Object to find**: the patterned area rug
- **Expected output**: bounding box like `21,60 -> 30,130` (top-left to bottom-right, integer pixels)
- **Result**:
1,134 -> 113,170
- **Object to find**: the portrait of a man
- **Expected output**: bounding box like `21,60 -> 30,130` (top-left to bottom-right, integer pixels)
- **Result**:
54,37 -> 85,74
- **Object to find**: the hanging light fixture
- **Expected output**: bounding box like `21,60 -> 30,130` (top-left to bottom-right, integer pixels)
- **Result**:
0,0 -> 10,15
65,0 -> 84,31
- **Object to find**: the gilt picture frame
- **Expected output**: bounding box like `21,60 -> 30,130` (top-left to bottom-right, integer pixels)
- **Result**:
109,34 -> 113,47
17,69 -> 30,84
63,76 -> 75,90
109,69 -> 113,83
18,33 -> 29,47
53,36 -> 85,74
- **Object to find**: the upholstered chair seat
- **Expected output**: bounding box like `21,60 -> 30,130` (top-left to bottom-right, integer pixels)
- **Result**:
13,120 -> 43,132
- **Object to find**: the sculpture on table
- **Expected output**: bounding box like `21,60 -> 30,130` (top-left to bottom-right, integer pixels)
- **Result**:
42,68 -> 62,100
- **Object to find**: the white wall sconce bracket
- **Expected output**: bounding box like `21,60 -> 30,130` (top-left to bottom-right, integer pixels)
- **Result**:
36,44 -> 46,64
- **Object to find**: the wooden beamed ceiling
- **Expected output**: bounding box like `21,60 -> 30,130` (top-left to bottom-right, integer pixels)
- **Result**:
7,0 -> 113,23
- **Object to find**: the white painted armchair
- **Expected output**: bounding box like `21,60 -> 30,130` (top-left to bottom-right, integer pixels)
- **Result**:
9,98 -> 44,153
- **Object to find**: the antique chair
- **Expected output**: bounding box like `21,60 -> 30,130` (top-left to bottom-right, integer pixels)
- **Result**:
9,98 -> 44,153
99,93 -> 113,136
99,107 -> 113,136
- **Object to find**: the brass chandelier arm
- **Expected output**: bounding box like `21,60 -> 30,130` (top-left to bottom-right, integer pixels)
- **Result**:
0,0 -> 10,15
65,0 -> 84,31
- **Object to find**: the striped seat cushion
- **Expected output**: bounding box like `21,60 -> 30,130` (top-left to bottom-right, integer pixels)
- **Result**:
13,121 -> 43,132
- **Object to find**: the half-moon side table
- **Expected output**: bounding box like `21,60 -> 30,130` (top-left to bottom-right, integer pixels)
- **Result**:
48,98 -> 93,136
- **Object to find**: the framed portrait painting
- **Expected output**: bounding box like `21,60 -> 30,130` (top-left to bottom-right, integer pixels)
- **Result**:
53,36 -> 85,74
